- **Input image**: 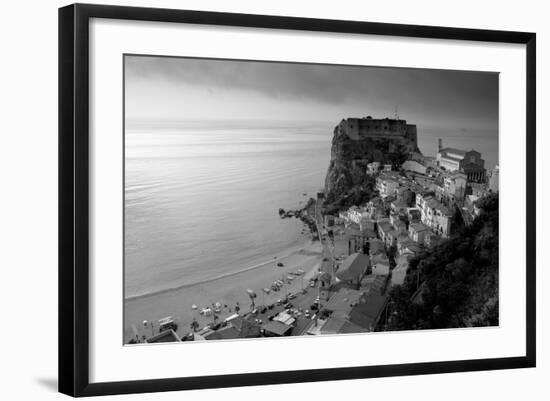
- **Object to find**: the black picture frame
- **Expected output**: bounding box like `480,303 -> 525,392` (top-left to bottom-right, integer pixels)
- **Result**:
59,3 -> 536,397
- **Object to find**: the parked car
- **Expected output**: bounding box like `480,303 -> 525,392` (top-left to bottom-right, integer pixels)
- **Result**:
305,310 -> 311,318
288,293 -> 296,300
283,302 -> 293,309
277,262 -> 284,267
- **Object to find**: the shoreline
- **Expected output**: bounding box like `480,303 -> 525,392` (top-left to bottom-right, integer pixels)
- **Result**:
124,241 -> 323,342
125,241 -> 319,301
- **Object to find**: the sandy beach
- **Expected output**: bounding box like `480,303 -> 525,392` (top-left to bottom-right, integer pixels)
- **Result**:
124,241 -> 323,342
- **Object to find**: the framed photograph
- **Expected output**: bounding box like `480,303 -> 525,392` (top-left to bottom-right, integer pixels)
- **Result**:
59,3 -> 536,397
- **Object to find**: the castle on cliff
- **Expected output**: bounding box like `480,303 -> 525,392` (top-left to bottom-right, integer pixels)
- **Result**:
337,116 -> 418,154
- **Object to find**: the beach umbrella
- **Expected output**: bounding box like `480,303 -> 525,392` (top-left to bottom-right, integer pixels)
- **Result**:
247,289 -> 257,310
191,304 -> 198,310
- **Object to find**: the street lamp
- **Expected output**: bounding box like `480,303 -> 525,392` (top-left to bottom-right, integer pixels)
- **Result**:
143,319 -> 154,336
247,289 -> 257,310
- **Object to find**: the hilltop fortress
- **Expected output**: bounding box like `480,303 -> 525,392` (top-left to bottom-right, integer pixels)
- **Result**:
324,116 -> 422,208
337,116 -> 419,154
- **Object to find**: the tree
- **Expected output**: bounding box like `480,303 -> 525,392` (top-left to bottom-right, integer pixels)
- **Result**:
382,194 -> 499,331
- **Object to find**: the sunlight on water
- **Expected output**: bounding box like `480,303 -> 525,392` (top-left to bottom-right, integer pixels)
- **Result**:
124,121 -> 332,298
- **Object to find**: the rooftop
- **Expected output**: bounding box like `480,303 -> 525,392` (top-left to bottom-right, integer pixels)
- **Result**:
349,292 -> 388,330
145,329 -> 181,343
439,147 -> 466,157
337,253 -> 370,282
203,325 -> 241,341
262,320 -> 293,336
410,222 -> 430,232
324,287 -> 365,317
320,316 -> 369,335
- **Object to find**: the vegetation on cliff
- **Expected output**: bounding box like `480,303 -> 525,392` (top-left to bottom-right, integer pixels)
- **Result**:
383,193 -> 499,330
323,123 -> 416,214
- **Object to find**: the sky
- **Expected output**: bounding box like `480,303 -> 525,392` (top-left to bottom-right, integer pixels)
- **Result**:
124,55 -> 498,139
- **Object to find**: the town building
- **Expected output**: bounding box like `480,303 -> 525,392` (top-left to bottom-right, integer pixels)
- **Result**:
336,253 -> 370,287
366,161 -> 381,175
377,219 -> 393,244
402,160 -> 427,175
347,206 -> 370,225
408,222 -> 430,243
262,320 -> 293,337
319,271 -> 333,300
436,140 -> 486,182
376,176 -> 400,198
407,207 -> 421,222
489,165 -> 499,192
366,197 -> 385,220
415,192 -> 453,237
368,238 -> 386,256
398,239 -> 423,257
324,214 -> 335,227
390,200 -> 409,215
469,182 -> 490,199
145,329 -> 181,343
442,172 -> 467,203
348,291 -> 388,332
359,218 -> 375,232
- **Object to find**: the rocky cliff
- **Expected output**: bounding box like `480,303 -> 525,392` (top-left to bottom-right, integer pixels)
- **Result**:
323,118 -> 421,213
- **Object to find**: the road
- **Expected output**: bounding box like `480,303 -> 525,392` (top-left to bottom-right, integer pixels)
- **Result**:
313,195 -> 337,273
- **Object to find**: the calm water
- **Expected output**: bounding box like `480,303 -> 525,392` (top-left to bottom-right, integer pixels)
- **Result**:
418,125 -> 499,170
124,120 -> 332,299
124,120 -> 498,299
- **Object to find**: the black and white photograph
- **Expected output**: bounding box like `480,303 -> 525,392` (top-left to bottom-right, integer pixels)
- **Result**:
123,55 -> 499,344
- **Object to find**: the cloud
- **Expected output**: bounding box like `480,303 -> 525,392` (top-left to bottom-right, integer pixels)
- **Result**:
124,55 -> 498,130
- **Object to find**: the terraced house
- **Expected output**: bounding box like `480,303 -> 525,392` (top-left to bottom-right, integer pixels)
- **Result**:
415,192 -> 454,237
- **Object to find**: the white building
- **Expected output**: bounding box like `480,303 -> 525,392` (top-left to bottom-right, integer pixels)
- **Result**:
402,160 -> 427,175
489,165 -> 499,193
415,193 -> 453,237
376,176 -> 399,198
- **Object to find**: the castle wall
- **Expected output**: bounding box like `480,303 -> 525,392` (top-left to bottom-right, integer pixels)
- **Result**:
342,118 -> 410,140
339,118 -> 418,154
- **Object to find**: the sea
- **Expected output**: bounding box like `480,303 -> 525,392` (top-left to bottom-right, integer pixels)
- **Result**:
124,119 -> 499,300
124,120 -> 332,299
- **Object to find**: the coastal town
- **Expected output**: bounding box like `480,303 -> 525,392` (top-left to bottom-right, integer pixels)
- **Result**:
128,116 -> 499,344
